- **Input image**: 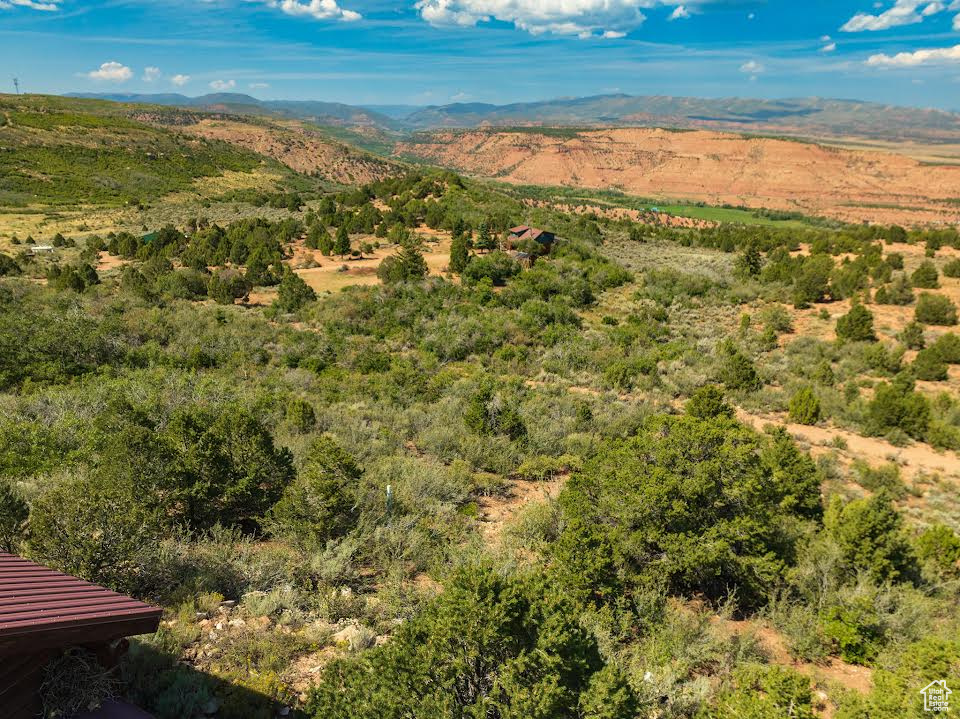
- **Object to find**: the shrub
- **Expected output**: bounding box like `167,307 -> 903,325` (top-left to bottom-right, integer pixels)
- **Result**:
788,386 -> 821,425
460,251 -> 521,286
0,253 -> 21,277
556,415 -> 822,610
836,303 -> 875,342
943,258 -> 960,278
703,664 -> 815,719
759,304 -> 793,334
915,293 -> 958,326
274,269 -> 316,313
28,476 -> 162,594
912,347 -> 948,381
208,269 -> 251,305
865,378 -> 930,440
685,385 -> 734,419
821,600 -> 884,665
717,344 -> 761,392
269,437 -> 362,548
914,524 -> 960,578
897,321 -> 925,350
286,397 -> 316,433
0,478 -> 28,552
306,566 -> 632,719
911,261 -> 940,289
874,274 -> 914,306
377,238 -> 429,285
931,332 -> 960,363
825,492 -> 915,584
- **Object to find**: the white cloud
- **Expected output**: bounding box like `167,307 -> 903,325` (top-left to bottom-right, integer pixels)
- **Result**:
143,66 -> 161,82
267,0 -> 361,22
413,0 -> 698,37
249,82 -> 270,89
0,0 -> 62,10
209,79 -> 237,91
821,42 -> 837,52
954,12 -> 960,28
740,60 -> 764,74
171,74 -> 191,87
866,43 -> 960,66
841,0 -> 951,31
87,61 -> 133,82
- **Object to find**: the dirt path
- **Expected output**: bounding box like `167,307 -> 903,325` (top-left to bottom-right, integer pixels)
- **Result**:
476,475 -> 565,544
736,409 -> 960,484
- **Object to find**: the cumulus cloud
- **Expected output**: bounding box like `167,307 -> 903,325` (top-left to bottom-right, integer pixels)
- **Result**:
866,43 -> 960,66
143,66 -> 161,82
0,0 -> 62,10
267,0 -> 361,22
412,0 -> 702,37
821,42 -> 837,52
740,60 -> 764,74
841,0 -> 951,32
87,61 -> 133,82
171,74 -> 191,87
209,79 -> 236,90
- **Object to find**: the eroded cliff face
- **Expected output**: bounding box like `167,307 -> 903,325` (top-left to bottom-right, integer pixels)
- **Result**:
397,128 -> 960,225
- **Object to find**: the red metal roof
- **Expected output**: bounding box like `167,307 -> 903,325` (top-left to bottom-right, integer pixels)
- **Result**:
0,553 -> 162,656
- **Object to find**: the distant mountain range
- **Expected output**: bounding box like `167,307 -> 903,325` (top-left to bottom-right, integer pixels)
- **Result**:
68,92 -> 960,143
67,92 -> 399,130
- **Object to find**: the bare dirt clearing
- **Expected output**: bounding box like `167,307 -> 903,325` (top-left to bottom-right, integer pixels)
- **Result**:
397,128 -> 960,225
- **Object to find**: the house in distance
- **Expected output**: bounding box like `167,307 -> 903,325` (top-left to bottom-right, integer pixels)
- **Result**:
504,225 -> 556,266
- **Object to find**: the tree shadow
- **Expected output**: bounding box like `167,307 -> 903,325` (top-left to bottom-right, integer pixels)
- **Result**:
119,638 -> 308,719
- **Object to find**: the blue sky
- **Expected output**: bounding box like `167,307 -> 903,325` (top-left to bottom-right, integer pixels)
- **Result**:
1,0 -> 959,109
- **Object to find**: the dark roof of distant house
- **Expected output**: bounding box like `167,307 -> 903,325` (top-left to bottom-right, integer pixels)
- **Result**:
508,226 -> 554,243
0,553 -> 162,656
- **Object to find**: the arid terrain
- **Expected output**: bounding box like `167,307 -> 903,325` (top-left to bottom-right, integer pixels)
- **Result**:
397,128 -> 960,225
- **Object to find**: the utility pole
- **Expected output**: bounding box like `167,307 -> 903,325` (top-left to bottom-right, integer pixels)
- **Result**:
12,78 -> 19,95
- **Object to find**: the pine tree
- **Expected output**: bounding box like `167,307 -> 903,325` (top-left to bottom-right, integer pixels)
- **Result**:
334,225 -> 351,259
449,232 -> 470,273
475,221 -> 495,253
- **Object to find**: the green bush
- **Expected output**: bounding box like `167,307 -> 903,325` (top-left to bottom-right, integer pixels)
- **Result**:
825,492 -> 915,584
911,261 -> 940,289
686,385 -> 734,419
914,524 -> 960,578
556,415 -> 821,610
306,565 -> 632,719
700,664 -> 815,719
836,303 -> 875,342
915,293 -> 958,326
268,437 -> 361,548
460,251 -> 521,286
0,478 -> 28,552
27,476 -> 162,594
912,347 -> 948,381
943,258 -> 960,278
931,332 -> 960,363
274,269 -> 316,313
821,599 -> 884,665
788,386 -> 821,425
717,344 -> 761,392
865,377 -> 930,440
897,321 -> 925,350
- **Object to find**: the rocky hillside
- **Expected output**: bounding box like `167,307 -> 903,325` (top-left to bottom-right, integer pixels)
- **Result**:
396,127 -> 960,225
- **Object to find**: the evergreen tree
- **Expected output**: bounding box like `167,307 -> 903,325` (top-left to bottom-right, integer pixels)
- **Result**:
449,232 -> 470,273
334,224 -> 351,259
